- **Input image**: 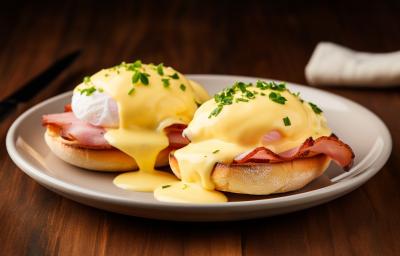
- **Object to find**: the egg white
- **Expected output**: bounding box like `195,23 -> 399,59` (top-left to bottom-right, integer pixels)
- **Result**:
71,90 -> 119,128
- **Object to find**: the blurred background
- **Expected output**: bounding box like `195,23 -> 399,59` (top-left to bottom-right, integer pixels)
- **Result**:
1,0 -> 400,92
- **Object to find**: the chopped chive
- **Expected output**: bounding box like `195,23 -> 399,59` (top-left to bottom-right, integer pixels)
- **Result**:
270,81 -> 286,91
157,63 -> 164,75
83,76 -> 91,84
309,102 -> 323,114
235,98 -> 249,103
208,80 -> 291,118
140,73 -> 149,85
212,149 -> 220,154
162,185 -> 171,189
126,60 -> 143,71
245,91 -> 255,99
256,80 -> 268,90
255,80 -> 285,91
269,92 -> 287,104
126,64 -> 134,71
79,86 -> 97,96
170,73 -> 179,79
128,87 -> 135,95
98,88 -> 104,93
162,78 -> 170,88
182,184 -> 188,190
283,116 -> 291,126
132,71 -> 140,83
292,91 -> 304,102
132,60 -> 142,68
208,105 -> 223,118
236,82 -> 247,92
180,84 -> 186,91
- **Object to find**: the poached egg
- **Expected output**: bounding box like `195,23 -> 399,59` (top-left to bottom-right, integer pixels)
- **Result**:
154,81 -> 331,203
72,61 -> 209,191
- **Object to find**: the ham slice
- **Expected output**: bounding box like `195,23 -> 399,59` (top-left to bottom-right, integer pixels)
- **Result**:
42,108 -> 189,149
234,135 -> 354,170
64,104 -> 72,112
43,112 -> 111,149
261,130 -> 282,143
164,123 -> 190,147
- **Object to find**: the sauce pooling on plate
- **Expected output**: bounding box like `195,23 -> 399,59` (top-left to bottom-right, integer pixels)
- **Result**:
75,61 -> 209,191
154,81 -> 331,203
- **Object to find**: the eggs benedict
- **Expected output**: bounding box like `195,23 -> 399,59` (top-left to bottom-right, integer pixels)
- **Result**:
42,60 -> 209,191
155,81 -> 354,203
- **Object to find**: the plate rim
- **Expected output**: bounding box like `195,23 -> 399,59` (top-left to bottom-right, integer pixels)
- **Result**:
6,74 -> 392,210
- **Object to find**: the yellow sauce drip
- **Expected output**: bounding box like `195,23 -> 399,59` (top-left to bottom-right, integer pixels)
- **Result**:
114,171 -> 178,192
155,87 -> 332,203
154,182 -> 227,203
105,128 -> 175,191
77,63 -> 209,192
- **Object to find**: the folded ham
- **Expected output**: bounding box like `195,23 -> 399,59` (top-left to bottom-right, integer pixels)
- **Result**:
234,135 -> 354,170
42,107 -> 189,150
43,106 -> 354,170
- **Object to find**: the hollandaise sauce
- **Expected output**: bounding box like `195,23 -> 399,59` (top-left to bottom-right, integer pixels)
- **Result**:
78,61 -> 208,192
154,81 -> 331,203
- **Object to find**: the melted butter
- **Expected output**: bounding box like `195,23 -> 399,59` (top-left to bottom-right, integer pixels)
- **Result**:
155,86 -> 332,203
76,63 -> 208,192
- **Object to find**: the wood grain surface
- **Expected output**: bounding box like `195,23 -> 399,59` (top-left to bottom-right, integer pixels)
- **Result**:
1,1 -> 399,255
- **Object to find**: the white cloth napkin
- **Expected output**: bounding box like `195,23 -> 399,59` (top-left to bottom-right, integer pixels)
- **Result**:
305,42 -> 400,87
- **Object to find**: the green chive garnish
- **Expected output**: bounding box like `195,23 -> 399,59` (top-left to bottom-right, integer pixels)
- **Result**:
79,87 -> 97,96
309,102 -> 323,114
180,84 -> 186,91
235,98 -> 249,103
157,63 -> 164,76
283,116 -> 291,126
208,105 -> 223,118
237,82 -> 248,92
170,73 -> 179,79
140,73 -> 149,85
128,87 -> 135,95
132,71 -> 140,83
269,92 -> 287,104
83,76 -> 91,84
132,60 -> 142,68
162,78 -> 170,88
208,81 -> 291,118
270,81 -> 286,91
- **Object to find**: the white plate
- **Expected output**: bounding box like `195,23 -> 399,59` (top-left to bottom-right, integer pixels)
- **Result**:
6,75 -> 392,221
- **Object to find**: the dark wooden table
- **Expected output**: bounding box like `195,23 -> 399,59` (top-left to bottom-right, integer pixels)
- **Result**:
1,1 -> 399,255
